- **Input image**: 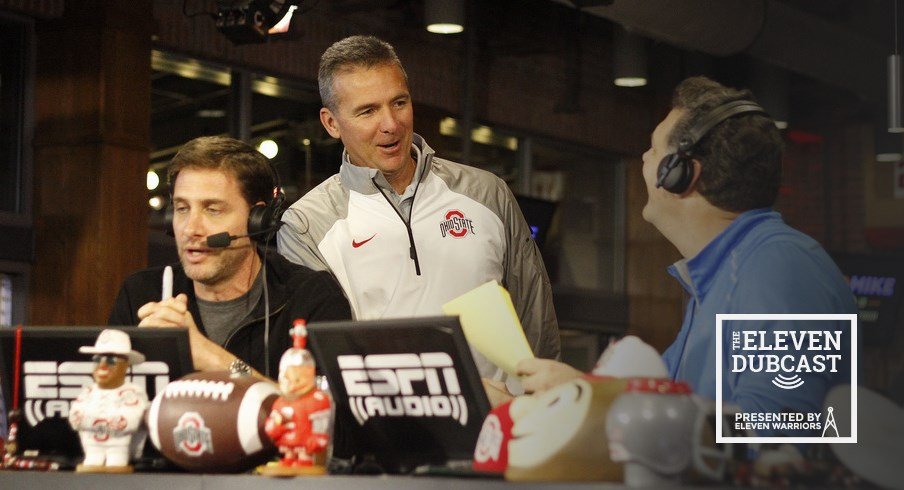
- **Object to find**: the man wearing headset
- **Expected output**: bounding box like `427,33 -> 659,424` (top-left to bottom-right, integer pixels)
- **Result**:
519,77 -> 855,432
108,136 -> 351,378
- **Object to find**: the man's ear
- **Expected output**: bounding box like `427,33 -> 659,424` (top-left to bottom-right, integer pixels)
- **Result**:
320,107 -> 341,139
682,159 -> 704,196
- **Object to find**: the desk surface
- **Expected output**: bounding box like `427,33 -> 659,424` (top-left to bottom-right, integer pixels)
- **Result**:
0,471 -> 644,489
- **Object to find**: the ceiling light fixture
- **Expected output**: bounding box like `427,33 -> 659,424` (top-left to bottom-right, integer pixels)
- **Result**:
613,26 -> 647,88
425,0 -> 464,34
257,139 -> 279,159
876,113 -> 903,162
146,170 -> 160,191
149,196 -> 165,210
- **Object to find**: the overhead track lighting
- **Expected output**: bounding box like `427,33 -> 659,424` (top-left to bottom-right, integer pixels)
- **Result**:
215,0 -> 302,45
425,0 -> 464,34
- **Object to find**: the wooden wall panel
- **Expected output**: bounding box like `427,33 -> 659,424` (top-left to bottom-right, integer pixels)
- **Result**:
29,0 -> 152,325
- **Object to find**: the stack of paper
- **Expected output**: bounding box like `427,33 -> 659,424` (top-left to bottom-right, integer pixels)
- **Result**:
442,280 -> 534,375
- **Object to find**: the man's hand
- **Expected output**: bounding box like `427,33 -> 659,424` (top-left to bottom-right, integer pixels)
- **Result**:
516,358 -> 582,394
482,378 -> 514,408
138,294 -> 244,373
137,294 -> 197,329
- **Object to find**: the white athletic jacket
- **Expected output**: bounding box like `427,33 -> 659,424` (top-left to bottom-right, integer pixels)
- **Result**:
277,135 -> 560,378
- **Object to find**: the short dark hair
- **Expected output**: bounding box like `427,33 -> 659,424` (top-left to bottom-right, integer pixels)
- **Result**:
318,35 -> 408,110
167,136 -> 274,206
669,76 -> 784,212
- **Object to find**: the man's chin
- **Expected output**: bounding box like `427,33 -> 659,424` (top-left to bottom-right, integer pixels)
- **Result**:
641,204 -> 654,224
181,262 -> 220,285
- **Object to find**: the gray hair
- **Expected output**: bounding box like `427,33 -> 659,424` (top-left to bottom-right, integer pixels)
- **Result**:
318,35 -> 408,110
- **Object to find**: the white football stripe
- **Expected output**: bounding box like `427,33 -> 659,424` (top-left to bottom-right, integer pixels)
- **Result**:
147,395 -> 162,450
237,382 -> 279,455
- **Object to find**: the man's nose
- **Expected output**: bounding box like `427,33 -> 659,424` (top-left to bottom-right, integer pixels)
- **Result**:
379,109 -> 400,133
182,210 -> 205,237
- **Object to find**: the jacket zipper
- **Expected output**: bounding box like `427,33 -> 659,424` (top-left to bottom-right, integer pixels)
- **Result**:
373,176 -> 422,276
222,302 -> 287,349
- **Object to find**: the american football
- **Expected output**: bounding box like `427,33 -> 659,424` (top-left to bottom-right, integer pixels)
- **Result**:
146,370 -> 279,472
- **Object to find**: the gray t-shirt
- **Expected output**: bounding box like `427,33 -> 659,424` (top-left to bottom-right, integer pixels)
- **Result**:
196,270 -> 263,346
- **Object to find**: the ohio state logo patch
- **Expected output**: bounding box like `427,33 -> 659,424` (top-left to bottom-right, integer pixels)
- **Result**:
90,418 -> 112,442
473,414 -> 503,464
173,412 -> 214,457
440,209 -> 476,238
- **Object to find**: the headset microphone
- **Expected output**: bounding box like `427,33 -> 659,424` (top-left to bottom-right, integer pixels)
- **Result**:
206,223 -> 284,248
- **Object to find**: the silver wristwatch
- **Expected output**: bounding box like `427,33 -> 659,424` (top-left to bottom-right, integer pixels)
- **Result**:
228,358 -> 252,376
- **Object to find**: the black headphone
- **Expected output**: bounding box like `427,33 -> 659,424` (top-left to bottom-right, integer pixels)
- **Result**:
246,162 -> 286,240
164,160 -> 286,243
656,99 -> 768,194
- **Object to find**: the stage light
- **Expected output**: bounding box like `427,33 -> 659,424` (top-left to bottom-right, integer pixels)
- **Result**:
215,0 -> 302,45
269,5 -> 297,34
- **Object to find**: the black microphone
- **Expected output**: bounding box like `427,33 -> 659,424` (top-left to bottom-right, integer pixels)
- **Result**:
206,223 -> 284,248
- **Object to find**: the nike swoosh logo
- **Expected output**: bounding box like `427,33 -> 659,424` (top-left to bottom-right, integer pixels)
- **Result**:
352,234 -> 377,248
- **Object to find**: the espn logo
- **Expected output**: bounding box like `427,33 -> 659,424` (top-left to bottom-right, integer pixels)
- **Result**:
338,352 -> 470,426
21,360 -> 170,427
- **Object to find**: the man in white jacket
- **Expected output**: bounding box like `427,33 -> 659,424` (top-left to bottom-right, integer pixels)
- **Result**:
277,35 -> 560,389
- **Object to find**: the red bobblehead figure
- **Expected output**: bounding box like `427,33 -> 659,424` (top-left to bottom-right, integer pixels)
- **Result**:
261,320 -> 331,476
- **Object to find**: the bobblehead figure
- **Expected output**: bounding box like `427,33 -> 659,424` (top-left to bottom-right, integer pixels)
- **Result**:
68,329 -> 149,473
260,320 -> 331,476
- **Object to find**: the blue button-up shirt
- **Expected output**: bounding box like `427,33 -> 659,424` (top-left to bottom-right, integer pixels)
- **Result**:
661,209 -> 856,433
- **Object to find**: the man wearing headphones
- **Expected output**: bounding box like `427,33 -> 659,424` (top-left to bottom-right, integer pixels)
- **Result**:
520,77 -> 855,431
108,136 -> 351,378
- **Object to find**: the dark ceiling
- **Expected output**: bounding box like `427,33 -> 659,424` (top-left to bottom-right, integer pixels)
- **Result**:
151,0 -> 901,162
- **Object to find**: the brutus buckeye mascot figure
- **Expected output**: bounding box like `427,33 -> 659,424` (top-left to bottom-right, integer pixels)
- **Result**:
68,329 -> 149,473
260,320 -> 331,476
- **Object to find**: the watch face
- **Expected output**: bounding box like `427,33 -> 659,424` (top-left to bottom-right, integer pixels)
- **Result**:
229,359 -> 251,376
